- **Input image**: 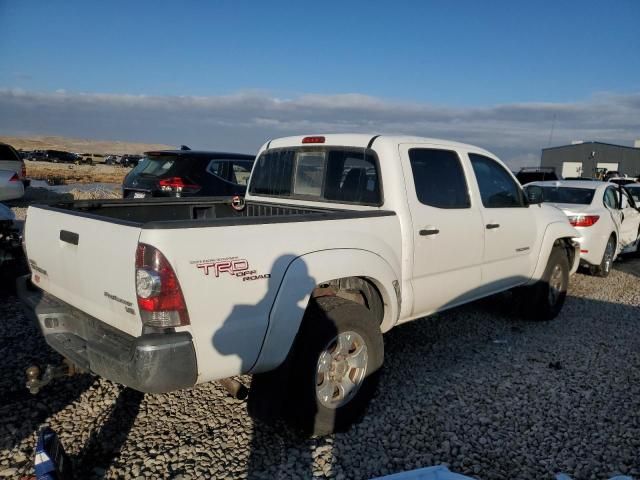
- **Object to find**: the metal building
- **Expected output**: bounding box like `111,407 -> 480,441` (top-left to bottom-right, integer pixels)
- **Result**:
540,141 -> 640,179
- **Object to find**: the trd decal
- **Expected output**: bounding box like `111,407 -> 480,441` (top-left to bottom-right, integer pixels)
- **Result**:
191,256 -> 271,282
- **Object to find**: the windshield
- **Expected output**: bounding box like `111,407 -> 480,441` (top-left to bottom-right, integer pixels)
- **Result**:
0,145 -> 20,161
249,147 -> 381,205
131,155 -> 176,177
626,186 -> 640,203
539,186 -> 595,204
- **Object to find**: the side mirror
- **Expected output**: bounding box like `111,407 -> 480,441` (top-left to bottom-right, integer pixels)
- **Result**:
524,185 -> 544,205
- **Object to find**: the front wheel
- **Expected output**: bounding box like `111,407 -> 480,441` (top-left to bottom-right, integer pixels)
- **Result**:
249,296 -> 384,436
517,245 -> 569,321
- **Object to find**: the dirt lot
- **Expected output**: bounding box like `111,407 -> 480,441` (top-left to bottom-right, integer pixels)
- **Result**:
1,251 -> 639,478
25,161 -> 130,185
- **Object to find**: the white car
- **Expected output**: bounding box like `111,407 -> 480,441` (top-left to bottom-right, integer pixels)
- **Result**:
526,180 -> 640,276
0,169 -> 25,201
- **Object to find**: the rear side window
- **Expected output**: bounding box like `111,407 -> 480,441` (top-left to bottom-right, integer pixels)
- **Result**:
469,153 -> 525,208
207,159 -> 254,186
408,149 -> 470,208
249,147 -> 381,205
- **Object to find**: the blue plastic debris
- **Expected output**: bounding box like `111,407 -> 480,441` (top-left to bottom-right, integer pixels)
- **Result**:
372,465 -> 474,480
34,427 -> 72,480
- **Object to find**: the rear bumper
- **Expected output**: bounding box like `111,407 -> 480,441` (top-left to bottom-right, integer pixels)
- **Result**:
17,275 -> 197,393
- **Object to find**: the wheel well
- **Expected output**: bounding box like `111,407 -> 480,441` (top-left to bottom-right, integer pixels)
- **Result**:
554,237 -> 576,267
312,276 -> 384,325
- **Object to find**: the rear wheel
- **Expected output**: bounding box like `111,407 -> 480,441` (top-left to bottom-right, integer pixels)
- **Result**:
518,245 -> 569,321
590,235 -> 616,277
248,296 -> 384,436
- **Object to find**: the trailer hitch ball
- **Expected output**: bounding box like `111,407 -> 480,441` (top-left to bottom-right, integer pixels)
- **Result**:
25,361 -> 74,395
26,366 -> 42,395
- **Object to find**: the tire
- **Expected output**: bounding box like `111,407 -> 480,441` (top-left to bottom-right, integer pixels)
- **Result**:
519,245 -> 569,321
248,296 -> 384,437
590,235 -> 616,277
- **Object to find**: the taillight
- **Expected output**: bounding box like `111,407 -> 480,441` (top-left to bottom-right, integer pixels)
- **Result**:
568,215 -> 600,227
9,173 -> 20,182
157,177 -> 200,195
135,243 -> 190,327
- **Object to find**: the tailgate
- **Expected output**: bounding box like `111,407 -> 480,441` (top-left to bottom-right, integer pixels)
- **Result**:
25,206 -> 143,337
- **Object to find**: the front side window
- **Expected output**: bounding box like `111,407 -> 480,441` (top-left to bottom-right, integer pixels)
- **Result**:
408,148 -> 470,208
469,153 -> 525,208
249,147 -> 381,205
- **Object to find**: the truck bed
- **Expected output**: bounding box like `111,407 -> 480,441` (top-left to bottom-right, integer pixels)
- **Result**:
37,197 -> 394,229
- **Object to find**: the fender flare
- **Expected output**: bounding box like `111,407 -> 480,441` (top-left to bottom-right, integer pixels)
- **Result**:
527,221 -> 580,284
250,249 -> 400,373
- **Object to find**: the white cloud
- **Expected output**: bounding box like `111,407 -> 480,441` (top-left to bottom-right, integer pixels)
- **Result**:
0,88 -> 639,168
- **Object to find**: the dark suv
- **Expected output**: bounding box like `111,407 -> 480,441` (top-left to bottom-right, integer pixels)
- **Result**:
43,150 -> 80,164
122,150 -> 255,198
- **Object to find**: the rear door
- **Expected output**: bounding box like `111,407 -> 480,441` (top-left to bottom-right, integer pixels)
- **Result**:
468,153 -> 537,289
400,145 -> 484,315
618,187 -> 640,246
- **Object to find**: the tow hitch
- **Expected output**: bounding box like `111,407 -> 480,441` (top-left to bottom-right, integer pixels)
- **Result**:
25,360 -> 80,395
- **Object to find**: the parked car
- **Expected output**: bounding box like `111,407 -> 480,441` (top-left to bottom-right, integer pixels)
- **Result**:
525,180 -> 640,276
607,176 -> 636,186
104,155 -> 120,165
42,150 -> 80,164
26,150 -> 46,161
19,134 -> 580,436
515,166 -> 560,185
120,154 -> 143,168
0,170 -> 25,201
78,153 -> 104,165
122,150 -> 255,198
0,142 -> 28,186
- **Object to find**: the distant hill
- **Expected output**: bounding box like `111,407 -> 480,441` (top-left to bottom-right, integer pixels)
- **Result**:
0,135 -> 174,155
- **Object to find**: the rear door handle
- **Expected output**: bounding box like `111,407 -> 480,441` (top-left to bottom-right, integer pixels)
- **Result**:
486,223 -> 500,230
419,228 -> 440,236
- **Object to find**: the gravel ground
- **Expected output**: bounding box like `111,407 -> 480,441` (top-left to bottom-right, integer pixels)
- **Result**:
1,194 -> 639,479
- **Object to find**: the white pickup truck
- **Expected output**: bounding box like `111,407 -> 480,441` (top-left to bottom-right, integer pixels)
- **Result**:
19,134 -> 579,435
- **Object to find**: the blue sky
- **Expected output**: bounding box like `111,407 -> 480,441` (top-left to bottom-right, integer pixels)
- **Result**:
1,0 -> 639,165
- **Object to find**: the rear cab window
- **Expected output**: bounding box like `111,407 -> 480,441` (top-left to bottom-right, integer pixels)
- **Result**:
249,147 -> 382,205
